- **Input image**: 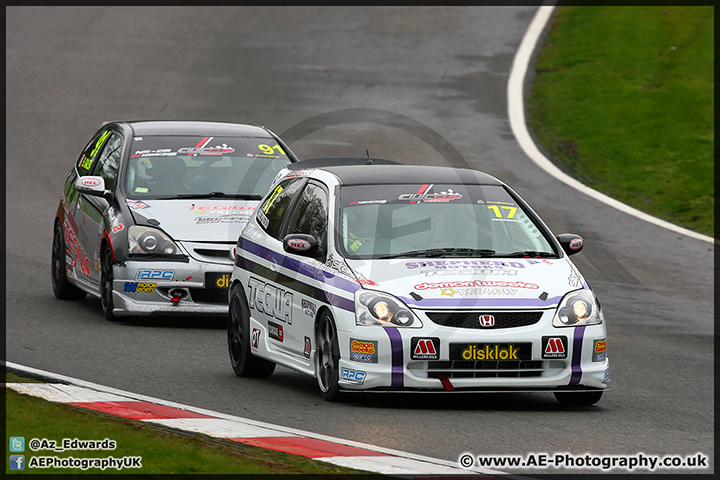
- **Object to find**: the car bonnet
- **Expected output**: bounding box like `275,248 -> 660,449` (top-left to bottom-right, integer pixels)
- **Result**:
344,257 -> 588,310
126,199 -> 258,242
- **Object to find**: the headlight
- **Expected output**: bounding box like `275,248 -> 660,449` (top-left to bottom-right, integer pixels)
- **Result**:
128,225 -> 180,255
354,290 -> 422,328
552,289 -> 604,327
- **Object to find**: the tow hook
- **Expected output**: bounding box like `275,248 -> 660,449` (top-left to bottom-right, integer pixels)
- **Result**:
168,288 -> 187,303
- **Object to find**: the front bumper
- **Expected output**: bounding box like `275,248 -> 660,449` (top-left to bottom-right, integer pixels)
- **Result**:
110,259 -> 231,316
336,313 -> 610,392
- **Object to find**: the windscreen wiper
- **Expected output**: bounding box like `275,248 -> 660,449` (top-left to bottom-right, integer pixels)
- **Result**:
158,192 -> 262,200
503,250 -> 556,258
378,248 -> 496,259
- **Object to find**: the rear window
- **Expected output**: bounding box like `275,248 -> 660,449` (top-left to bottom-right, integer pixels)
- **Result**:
125,136 -> 292,198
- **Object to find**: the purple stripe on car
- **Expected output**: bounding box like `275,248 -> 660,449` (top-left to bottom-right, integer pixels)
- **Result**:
569,326 -> 586,385
235,254 -> 356,312
384,328 -> 404,387
240,237 -> 361,294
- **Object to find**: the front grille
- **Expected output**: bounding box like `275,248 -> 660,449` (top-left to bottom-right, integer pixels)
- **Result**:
426,360 -> 545,378
189,288 -> 228,304
426,311 -> 543,329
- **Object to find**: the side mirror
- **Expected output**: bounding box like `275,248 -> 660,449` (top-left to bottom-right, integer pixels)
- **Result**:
557,234 -> 584,256
75,176 -> 113,201
283,234 -> 321,258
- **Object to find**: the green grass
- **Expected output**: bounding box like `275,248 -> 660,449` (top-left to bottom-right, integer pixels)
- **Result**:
5,373 -> 374,475
528,6 -> 714,237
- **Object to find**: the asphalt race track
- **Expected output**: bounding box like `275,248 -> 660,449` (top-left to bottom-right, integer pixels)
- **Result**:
6,6 -> 714,474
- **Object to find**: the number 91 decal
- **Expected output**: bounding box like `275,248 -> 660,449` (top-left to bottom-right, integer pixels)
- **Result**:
257,144 -> 286,156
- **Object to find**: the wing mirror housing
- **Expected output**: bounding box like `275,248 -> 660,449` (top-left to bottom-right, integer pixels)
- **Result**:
75,176 -> 114,202
557,234 -> 584,256
283,234 -> 322,258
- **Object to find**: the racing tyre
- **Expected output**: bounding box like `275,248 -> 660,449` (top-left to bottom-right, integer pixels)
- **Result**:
51,221 -> 86,300
100,247 -> 118,321
554,391 -> 603,406
228,284 -> 276,378
316,312 -> 343,402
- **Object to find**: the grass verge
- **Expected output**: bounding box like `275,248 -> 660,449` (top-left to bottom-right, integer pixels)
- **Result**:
5,372 -> 375,475
528,6 -> 714,237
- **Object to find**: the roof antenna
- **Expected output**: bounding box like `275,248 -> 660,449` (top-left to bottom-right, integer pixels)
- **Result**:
366,150 -> 373,165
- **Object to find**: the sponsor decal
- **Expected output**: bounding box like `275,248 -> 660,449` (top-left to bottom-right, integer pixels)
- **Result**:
441,287 -> 518,297
302,299 -> 316,317
398,184 -> 463,203
80,177 -> 102,187
304,337 -> 312,358
478,315 -> 495,327
405,260 -> 525,270
569,238 -> 584,250
206,272 -> 230,289
422,268 -> 518,277
187,205 -> 255,214
177,137 -> 235,156
63,219 -> 91,276
287,238 -> 311,251
340,367 -> 366,384
267,321 -> 284,342
251,328 -> 260,350
411,337 -> 440,360
415,280 -> 539,290
123,282 -> 157,293
323,253 -> 376,285
284,169 -> 315,179
136,269 -> 174,280
603,368 -> 610,384
248,277 -> 293,324
131,148 -> 177,158
450,343 -> 531,361
542,336 -> 568,359
568,268 -> 583,288
105,207 -> 123,234
526,259 -> 554,266
196,215 -> 250,225
350,339 -> 378,363
349,199 -> 387,205
592,339 -> 607,362
256,209 -> 269,229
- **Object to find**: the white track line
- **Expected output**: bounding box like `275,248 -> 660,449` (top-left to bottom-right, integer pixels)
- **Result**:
5,361 -> 518,477
508,6 -> 714,245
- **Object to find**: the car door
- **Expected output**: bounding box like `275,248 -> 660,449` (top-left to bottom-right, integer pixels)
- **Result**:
83,131 -> 123,284
279,180 -> 330,358
250,177 -> 307,355
66,129 -> 113,285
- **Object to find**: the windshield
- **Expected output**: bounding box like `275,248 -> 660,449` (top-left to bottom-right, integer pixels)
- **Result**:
125,136 -> 292,199
338,183 -> 555,258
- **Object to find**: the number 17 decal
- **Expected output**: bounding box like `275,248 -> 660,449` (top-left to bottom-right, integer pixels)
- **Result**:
487,205 -> 517,218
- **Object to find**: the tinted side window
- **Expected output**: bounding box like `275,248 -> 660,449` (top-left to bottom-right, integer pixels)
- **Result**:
286,182 -> 329,253
76,130 -> 112,176
91,133 -> 122,191
256,178 -> 306,240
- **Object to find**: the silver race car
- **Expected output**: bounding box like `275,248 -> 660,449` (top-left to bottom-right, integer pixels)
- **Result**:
228,160 -> 609,405
52,120 -> 297,320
